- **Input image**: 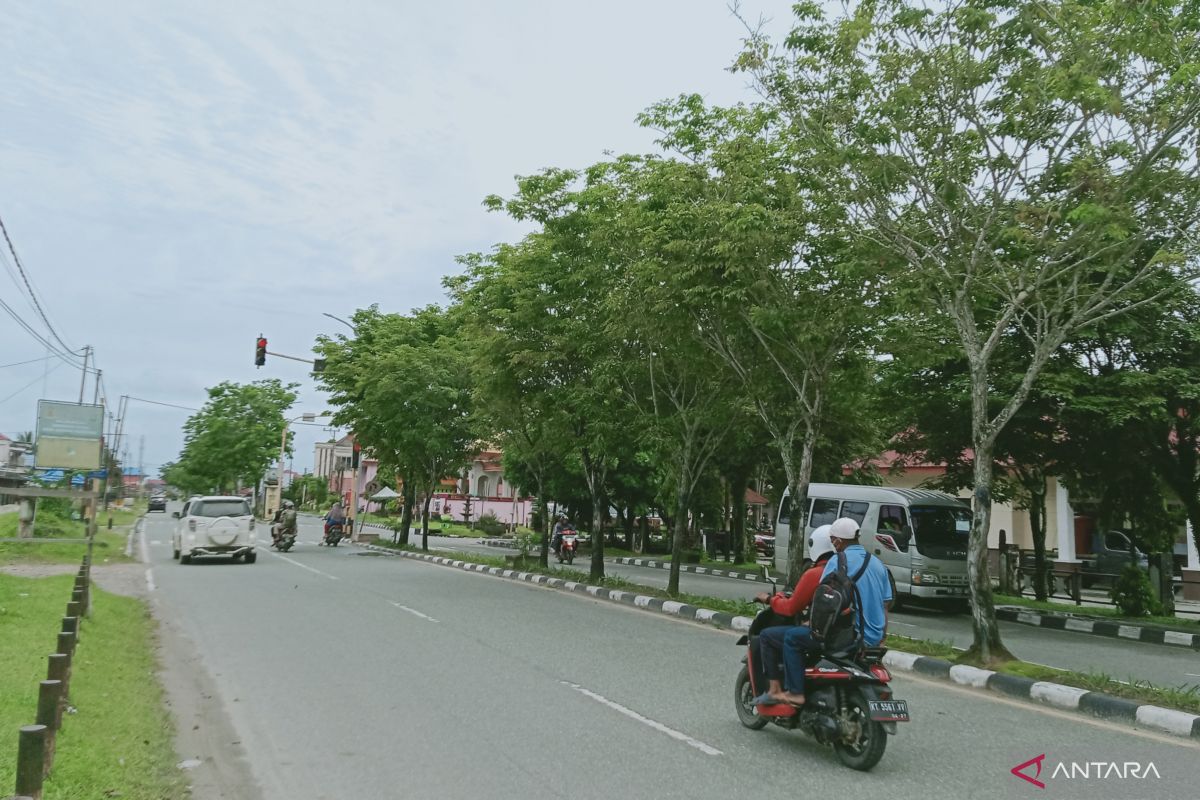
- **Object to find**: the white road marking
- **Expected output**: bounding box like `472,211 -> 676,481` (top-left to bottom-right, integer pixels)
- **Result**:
390,602 -> 438,623
560,681 -> 723,756
145,569 -> 156,592
269,552 -> 339,580
149,540 -> 163,546
1185,673 -> 1200,678
889,620 -> 917,628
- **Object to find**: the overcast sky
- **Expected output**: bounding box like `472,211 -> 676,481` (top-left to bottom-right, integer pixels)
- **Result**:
0,0 -> 795,475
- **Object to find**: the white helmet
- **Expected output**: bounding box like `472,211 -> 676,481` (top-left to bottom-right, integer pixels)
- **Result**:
829,516 -> 861,540
808,524 -> 835,561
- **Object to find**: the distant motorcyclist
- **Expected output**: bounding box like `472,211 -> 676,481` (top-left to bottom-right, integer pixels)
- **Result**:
324,501 -> 346,538
272,500 -> 297,545
551,516 -> 569,555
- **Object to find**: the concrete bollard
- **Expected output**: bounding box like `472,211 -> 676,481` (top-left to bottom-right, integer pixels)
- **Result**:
35,681 -> 62,775
66,600 -> 81,619
61,616 -> 78,635
15,724 -> 47,799
57,631 -> 75,659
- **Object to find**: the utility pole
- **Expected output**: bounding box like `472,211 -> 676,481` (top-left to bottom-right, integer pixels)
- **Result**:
78,345 -> 90,404
138,435 -> 145,491
93,368 -> 101,405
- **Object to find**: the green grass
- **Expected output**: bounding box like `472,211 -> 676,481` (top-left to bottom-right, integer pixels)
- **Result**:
0,574 -> 186,799
994,593 -> 1197,629
0,510 -> 139,566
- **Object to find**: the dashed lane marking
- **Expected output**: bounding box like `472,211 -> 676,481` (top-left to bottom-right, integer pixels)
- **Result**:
269,552 -> 340,580
390,602 -> 438,623
560,681 -> 722,756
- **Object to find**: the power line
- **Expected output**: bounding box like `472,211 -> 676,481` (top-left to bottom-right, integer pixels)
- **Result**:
0,360 -> 63,404
0,292 -> 84,368
124,396 -> 199,412
0,212 -> 83,355
0,354 -> 57,370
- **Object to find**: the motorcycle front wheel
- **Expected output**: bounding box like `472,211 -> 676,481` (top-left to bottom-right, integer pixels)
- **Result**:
833,691 -> 887,771
565,550 -> 574,564
734,665 -> 768,730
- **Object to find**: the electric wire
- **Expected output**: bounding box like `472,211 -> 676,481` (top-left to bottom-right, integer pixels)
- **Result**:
0,354 -> 57,369
0,292 -> 84,367
0,360 -> 64,404
0,212 -> 83,355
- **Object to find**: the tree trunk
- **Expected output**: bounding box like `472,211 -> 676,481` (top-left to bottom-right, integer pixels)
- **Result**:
780,424 -> 817,586
398,475 -> 415,547
535,474 -> 549,569
668,471 -> 690,596
622,506 -> 635,551
965,438 -> 1012,664
582,448 -> 607,582
420,489 -> 433,552
1028,483 -> 1048,601
637,514 -> 649,554
731,471 -> 749,565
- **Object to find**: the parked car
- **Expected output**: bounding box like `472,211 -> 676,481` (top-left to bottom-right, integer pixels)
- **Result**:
172,496 -> 257,564
1081,529 -> 1148,587
148,495 -> 168,513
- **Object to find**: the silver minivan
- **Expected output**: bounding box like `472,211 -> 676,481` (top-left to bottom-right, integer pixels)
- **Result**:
775,484 -> 972,609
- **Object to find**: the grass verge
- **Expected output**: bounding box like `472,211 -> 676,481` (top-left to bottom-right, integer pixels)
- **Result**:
0,509 -> 141,566
994,593 -> 1197,629
0,573 -> 185,799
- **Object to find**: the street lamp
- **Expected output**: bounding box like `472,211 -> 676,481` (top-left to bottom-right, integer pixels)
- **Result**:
323,312 -> 354,332
271,411 -> 330,517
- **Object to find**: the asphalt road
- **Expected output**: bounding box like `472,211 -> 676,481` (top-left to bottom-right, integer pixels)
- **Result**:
395,531 -> 1200,689
141,507 -> 1197,800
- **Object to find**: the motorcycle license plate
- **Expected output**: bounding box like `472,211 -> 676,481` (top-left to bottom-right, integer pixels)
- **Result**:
868,699 -> 910,722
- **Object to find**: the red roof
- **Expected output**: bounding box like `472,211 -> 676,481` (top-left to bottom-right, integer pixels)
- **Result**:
745,488 -> 769,506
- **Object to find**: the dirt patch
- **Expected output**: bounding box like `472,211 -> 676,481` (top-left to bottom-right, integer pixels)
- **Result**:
0,562 -> 147,598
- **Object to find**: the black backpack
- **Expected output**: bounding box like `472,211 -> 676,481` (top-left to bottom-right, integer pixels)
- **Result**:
809,550 -> 872,650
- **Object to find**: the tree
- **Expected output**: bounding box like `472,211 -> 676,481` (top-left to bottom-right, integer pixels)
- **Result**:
741,0 -> 1200,662
170,380 -> 298,495
317,305 -> 477,551
639,97 -> 883,583
478,167 -> 632,581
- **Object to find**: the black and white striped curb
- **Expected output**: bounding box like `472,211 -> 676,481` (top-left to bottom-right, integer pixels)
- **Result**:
359,541 -> 1200,741
478,543 -> 776,583
611,557 -> 778,583
884,652 -> 1200,741
356,542 -> 752,632
996,606 -> 1200,650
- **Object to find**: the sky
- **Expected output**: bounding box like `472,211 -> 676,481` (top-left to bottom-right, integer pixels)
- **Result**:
0,0 -> 796,476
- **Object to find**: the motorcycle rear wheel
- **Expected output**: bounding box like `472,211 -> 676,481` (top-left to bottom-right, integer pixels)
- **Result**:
734,666 -> 768,730
833,692 -> 887,771
565,550 -> 574,564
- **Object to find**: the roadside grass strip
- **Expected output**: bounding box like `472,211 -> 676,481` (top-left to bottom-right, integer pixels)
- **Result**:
993,601 -> 1200,650
363,541 -> 1200,736
1,508 -> 143,566
0,573 -> 185,799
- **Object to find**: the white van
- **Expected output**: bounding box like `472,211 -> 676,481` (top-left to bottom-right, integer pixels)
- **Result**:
775,484 -> 971,609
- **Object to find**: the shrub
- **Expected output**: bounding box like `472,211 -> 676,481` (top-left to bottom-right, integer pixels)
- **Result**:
1110,565 -> 1162,617
477,512 -> 506,537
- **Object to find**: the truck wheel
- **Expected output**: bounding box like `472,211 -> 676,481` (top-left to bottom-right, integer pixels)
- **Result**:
245,551 -> 257,564
180,554 -> 192,564
888,572 -> 905,612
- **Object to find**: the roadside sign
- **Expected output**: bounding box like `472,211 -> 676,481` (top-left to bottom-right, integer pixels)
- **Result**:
35,400 -> 104,470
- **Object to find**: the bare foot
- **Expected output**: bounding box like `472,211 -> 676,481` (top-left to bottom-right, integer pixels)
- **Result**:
778,692 -> 806,707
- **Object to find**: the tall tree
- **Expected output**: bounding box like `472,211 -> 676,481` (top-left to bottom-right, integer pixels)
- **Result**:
171,380 -> 298,494
741,0 -> 1200,662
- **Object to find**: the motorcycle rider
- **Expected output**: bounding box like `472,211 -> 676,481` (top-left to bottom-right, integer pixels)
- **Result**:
272,500 -> 298,546
551,516 -> 567,555
751,525 -> 836,706
323,501 -> 346,543
772,516 -> 893,707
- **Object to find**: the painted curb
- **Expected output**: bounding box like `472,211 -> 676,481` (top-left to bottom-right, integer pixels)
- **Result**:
611,557 -> 777,583
881,653 -> 1200,741
357,542 -> 1200,742
995,606 -> 1200,650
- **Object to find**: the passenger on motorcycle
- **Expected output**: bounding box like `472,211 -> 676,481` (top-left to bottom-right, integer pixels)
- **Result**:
324,501 -> 346,538
273,500 -> 298,544
772,516 -> 892,707
751,524 -> 836,706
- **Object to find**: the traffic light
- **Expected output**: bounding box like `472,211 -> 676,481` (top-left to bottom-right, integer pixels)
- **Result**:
255,337 -> 267,367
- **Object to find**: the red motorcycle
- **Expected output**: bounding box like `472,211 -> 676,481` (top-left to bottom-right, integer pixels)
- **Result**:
734,593 -> 909,770
556,529 -> 577,565
321,522 -> 345,547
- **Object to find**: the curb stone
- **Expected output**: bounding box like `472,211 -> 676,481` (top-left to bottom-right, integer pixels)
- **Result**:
479,543 -> 778,583
357,541 -> 1200,742
880,653 -> 1200,741
995,605 -> 1200,650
